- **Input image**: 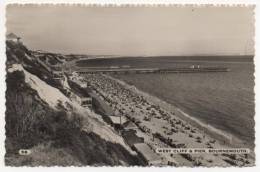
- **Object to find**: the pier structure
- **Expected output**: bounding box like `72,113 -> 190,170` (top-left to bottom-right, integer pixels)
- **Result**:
75,67 -> 230,75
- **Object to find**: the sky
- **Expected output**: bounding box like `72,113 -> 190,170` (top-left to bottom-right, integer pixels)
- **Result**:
6,5 -> 255,56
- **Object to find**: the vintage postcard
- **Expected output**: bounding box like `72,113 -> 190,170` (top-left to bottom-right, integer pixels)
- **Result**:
4,4 -> 255,167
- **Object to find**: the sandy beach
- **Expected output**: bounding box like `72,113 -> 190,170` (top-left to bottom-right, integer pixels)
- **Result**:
71,73 -> 254,166
106,75 -> 252,150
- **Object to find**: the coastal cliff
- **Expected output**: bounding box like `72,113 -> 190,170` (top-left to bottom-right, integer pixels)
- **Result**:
5,40 -> 254,166
5,41 -> 142,166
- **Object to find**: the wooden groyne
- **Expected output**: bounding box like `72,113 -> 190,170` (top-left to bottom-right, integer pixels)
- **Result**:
76,67 -> 230,74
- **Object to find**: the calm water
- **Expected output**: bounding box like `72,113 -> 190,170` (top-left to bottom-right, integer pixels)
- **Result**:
77,57 -> 255,147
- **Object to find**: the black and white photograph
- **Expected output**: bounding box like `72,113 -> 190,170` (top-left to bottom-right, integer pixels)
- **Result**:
3,4 -> 256,167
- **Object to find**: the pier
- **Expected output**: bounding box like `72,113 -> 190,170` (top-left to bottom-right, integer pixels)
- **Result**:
76,67 -> 230,74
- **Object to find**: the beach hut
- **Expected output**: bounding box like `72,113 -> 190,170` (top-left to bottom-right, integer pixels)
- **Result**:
122,130 -> 144,147
109,115 -> 128,131
123,121 -> 139,131
69,90 -> 92,108
133,143 -> 162,166
81,97 -> 92,108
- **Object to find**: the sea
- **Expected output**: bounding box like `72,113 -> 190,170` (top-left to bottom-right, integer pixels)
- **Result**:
76,56 -> 255,148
